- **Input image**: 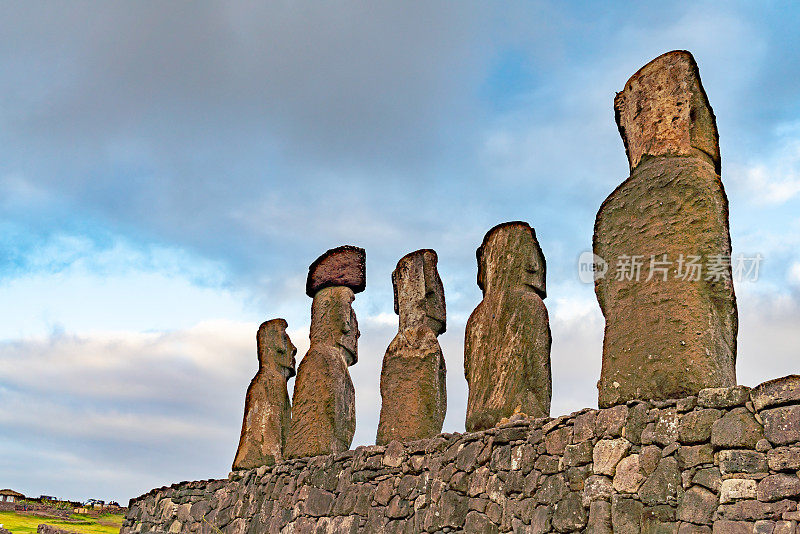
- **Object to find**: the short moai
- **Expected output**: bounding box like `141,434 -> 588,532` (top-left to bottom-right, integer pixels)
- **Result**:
232,318 -> 297,470
594,50 -> 737,407
285,246 -> 365,458
376,249 -> 447,445
464,222 -> 552,432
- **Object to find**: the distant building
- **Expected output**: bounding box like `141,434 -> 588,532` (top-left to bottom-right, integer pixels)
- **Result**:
85,499 -> 105,509
0,489 -> 24,503
39,495 -> 57,502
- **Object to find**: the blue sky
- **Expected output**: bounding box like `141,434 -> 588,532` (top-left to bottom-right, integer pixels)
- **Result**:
1,1 -> 799,504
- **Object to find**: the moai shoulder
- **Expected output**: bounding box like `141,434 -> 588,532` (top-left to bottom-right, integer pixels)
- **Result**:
285,246 -> 365,459
232,318 -> 296,470
377,249 -> 447,445
595,50 -> 737,408
464,222 -> 552,432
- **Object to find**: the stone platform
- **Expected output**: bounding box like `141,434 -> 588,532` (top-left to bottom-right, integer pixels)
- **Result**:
122,375 -> 800,533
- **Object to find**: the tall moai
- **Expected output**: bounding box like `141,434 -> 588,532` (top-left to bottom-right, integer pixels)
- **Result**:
376,249 -> 447,445
284,246 -> 365,458
464,222 -> 552,432
594,50 -> 737,407
232,318 -> 296,470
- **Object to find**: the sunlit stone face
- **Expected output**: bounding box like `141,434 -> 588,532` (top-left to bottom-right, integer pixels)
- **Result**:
477,223 -> 545,298
392,249 -> 446,335
258,318 -> 297,377
310,286 -> 358,366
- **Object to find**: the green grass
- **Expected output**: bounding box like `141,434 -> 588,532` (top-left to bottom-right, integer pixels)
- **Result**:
0,511 -> 122,534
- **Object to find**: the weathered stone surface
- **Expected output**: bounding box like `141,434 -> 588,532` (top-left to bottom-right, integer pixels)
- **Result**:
545,426 -> 572,455
639,456 -> 681,506
677,486 -> 716,524
612,496 -> 643,534
232,319 -> 297,470
679,408 -> 721,444
678,524 -> 711,534
464,221 -> 551,431
712,521 -> 753,534
552,491 -> 587,531
613,454 -> 646,493
594,438 -> 632,476
692,467 -> 722,493
653,408 -> 680,446
762,405 -> 800,445
767,446 -> 800,471
595,50 -> 737,408
583,475 -> 614,506
757,474 -> 800,502
641,506 -> 677,534
615,51 -> 720,172
718,498 -> 795,521
718,449 -> 767,475
588,500 -> 613,534
720,479 -> 757,503
572,410 -> 596,443
377,250 -> 447,445
751,375 -> 800,411
697,386 -> 750,409
286,286 -> 359,458
464,510 -> 498,534
711,408 -> 764,449
597,404 -> 629,438
306,245 -> 366,297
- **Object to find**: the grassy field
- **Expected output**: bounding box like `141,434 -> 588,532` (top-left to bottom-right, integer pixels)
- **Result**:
0,511 -> 122,534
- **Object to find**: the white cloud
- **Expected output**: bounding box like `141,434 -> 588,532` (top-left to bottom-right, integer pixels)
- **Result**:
730,133 -> 800,205
790,263 -> 800,286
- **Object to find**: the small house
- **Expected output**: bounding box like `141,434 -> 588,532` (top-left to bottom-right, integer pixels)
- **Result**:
0,489 -> 24,503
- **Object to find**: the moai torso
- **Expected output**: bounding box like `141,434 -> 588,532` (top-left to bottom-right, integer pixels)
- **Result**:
232,319 -> 296,470
377,249 -> 447,445
595,50 -> 737,407
285,246 -> 364,458
464,222 -> 552,432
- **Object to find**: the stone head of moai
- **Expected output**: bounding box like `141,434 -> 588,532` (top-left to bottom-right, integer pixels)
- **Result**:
257,318 -> 297,378
305,245 -> 365,366
614,49 -> 720,174
392,249 -> 446,335
310,286 -> 359,366
477,221 -> 546,298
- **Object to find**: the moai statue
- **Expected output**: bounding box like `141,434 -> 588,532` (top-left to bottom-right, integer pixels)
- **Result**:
232,318 -> 296,470
464,222 -> 552,432
285,246 -> 365,458
376,249 -> 447,445
594,50 -> 737,407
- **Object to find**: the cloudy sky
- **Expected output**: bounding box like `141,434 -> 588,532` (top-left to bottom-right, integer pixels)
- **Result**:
1,1 -> 799,504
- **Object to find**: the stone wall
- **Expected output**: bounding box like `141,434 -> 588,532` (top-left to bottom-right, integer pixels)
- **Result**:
122,376 -> 800,533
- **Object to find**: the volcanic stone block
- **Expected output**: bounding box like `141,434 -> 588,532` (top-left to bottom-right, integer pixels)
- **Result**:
464,221 -> 552,432
762,405 -> 800,445
377,249 -> 447,445
306,245 -> 366,297
232,318 -> 296,470
595,50 -> 737,407
751,375 -> 800,411
711,408 -> 764,449
285,285 -> 359,458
